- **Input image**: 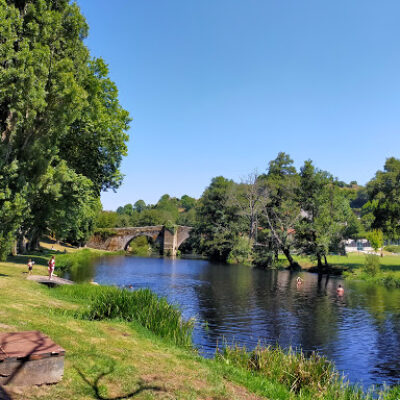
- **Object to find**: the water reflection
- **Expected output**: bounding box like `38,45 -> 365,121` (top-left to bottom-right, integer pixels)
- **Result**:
68,255 -> 400,387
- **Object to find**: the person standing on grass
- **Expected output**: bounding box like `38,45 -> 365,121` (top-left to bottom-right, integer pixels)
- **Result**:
27,259 -> 34,275
48,255 -> 55,280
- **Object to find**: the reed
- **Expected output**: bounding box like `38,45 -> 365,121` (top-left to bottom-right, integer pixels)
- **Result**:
213,343 -> 400,399
216,343 -> 338,394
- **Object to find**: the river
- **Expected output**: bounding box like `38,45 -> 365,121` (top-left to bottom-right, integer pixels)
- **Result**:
65,255 -> 400,388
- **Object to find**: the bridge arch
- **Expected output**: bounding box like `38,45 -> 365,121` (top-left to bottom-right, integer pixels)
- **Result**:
123,233 -> 162,252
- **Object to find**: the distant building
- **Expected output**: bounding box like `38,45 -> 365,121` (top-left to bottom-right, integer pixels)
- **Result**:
344,238 -> 373,253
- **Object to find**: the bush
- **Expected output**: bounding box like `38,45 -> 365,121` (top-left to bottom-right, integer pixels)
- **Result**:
127,236 -> 150,256
384,245 -> 400,254
0,232 -> 14,261
227,236 -> 253,266
93,228 -> 118,240
363,254 -> 380,276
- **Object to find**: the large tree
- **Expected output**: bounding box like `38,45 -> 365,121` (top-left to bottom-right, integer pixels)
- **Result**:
0,0 -> 130,256
364,157 -> 400,239
258,153 -> 300,269
195,176 -> 239,262
295,161 -> 354,270
229,171 -> 266,242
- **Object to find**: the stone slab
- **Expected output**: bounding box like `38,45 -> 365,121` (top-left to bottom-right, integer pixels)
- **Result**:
0,331 -> 65,386
27,275 -> 73,286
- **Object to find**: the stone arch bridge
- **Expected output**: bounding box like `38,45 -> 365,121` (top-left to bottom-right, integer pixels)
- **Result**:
87,225 -> 193,257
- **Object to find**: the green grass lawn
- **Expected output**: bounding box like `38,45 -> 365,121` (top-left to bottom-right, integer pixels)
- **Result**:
280,253 -> 400,288
280,252 -> 400,272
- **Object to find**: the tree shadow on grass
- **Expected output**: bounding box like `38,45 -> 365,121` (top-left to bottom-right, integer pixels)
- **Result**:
75,366 -> 163,399
6,254 -> 50,268
0,274 -> 9,277
0,386 -> 12,400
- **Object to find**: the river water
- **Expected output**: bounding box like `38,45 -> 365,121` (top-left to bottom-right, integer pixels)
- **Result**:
66,255 -> 400,388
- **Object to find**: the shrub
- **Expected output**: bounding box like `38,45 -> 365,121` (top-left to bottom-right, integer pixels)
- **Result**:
366,229 -> 383,253
93,228 -> 118,240
384,245 -> 400,254
363,254 -> 380,276
0,232 -> 14,261
127,236 -> 150,256
164,220 -> 177,233
227,236 -> 253,266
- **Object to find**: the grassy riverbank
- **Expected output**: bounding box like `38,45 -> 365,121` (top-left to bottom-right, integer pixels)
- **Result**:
0,250 -> 399,399
280,253 -> 400,288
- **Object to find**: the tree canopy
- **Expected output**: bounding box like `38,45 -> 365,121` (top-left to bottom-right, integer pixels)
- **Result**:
0,0 -> 130,258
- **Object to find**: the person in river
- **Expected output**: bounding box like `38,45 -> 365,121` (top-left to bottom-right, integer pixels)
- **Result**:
48,255 -> 55,280
336,284 -> 344,296
296,276 -> 303,286
27,259 -> 35,275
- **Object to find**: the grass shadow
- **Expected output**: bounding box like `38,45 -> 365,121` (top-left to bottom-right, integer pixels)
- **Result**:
379,264 -> 400,272
6,252 -> 59,268
0,386 -> 12,400
75,365 -> 163,399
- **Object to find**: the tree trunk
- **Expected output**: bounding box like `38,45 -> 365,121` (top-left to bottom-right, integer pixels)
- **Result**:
16,231 -> 27,254
324,255 -> 329,266
27,228 -> 41,251
11,240 -> 17,256
317,254 -> 323,271
283,247 -> 300,270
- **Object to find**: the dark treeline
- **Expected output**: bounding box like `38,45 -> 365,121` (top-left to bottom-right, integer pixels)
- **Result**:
109,153 -> 400,270
97,194 -> 197,229
0,0 -> 130,259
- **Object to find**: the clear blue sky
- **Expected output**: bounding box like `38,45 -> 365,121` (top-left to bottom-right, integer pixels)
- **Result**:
76,0 -> 400,210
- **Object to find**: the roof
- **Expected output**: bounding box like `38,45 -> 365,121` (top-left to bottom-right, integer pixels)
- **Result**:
0,331 -> 65,361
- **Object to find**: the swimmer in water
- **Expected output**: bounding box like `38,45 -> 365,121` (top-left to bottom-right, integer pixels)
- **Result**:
296,276 -> 303,285
336,284 -> 344,295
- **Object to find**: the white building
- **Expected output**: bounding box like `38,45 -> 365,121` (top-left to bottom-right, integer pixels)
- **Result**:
344,238 -> 374,253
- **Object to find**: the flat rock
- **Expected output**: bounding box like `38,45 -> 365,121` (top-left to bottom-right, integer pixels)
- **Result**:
0,331 -> 65,386
27,275 -> 74,286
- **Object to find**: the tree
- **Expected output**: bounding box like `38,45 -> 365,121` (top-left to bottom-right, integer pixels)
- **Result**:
0,0 -> 130,254
364,157 -> 400,239
295,161 -> 353,270
366,229 -> 384,255
229,171 -> 267,242
180,195 -> 196,211
134,200 -> 147,213
195,177 -> 239,262
96,211 -> 119,228
258,153 -> 300,269
60,58 -> 130,195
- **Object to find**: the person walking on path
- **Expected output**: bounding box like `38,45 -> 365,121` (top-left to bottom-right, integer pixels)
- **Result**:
48,256 -> 55,280
27,259 -> 34,275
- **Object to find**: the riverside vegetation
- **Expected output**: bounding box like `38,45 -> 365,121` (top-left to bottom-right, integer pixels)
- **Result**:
97,154 -> 400,287
1,249 -> 400,399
